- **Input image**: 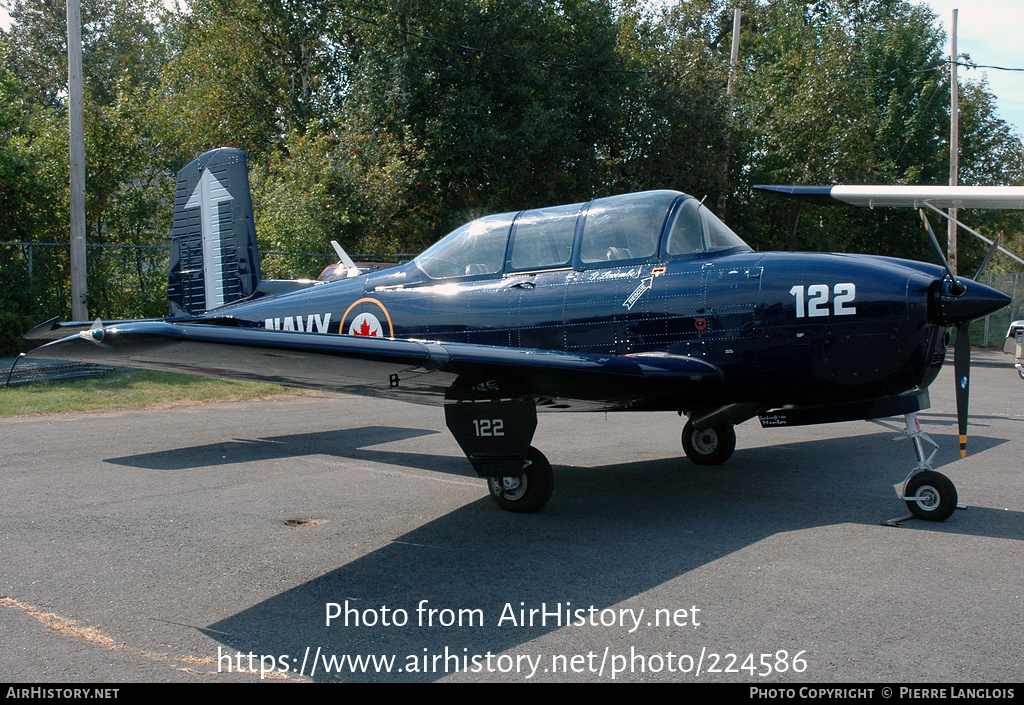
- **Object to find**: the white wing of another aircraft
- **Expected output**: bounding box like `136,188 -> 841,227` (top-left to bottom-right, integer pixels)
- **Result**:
830,185 -> 1024,209
754,184 -> 1024,266
754,184 -> 1024,209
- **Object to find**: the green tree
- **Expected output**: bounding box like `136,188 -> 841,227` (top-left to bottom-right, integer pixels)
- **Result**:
5,0 -> 165,109
3,0 -> 174,328
608,0 -> 732,201
251,127 -> 351,278
947,78 -> 1024,272
728,0 -> 1024,273
340,0 -> 626,245
157,3 -> 290,159
0,35 -> 73,353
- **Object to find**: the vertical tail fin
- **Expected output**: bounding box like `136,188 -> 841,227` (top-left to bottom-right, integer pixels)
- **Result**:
168,148 -> 262,316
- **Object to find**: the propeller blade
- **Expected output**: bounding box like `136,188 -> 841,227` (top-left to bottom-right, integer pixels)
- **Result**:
919,209 -> 966,294
955,322 -> 971,458
952,224 -> 999,457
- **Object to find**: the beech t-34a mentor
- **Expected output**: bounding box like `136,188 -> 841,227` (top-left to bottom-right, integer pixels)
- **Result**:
25,148 -> 1016,518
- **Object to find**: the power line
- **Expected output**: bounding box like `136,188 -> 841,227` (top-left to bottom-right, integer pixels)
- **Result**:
957,61 -> 1024,74
855,64 -> 945,80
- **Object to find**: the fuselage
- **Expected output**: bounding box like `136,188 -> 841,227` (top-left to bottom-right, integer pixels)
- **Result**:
203,190 -> 996,413
28,169 -> 1012,516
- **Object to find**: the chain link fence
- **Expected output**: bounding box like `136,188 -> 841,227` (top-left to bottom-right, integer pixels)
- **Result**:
2,355 -> 115,388
976,272 -> 1024,346
1,241 -> 171,323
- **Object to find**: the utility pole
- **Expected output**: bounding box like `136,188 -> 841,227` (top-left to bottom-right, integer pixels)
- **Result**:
67,0 -> 88,320
948,8 -> 959,276
719,7 -> 741,216
727,7 -> 741,124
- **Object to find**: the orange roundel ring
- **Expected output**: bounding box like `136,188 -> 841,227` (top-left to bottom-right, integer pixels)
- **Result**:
342,297 -> 395,338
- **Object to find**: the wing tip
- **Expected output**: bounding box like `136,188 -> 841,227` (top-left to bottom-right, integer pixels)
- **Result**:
752,185 -> 836,205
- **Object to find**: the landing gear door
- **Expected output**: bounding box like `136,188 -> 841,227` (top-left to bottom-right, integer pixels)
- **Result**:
444,400 -> 538,477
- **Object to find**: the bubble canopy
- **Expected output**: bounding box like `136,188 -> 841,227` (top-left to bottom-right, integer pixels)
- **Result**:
413,191 -> 751,281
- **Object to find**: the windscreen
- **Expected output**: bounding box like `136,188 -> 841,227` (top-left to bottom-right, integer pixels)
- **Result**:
415,213 -> 516,280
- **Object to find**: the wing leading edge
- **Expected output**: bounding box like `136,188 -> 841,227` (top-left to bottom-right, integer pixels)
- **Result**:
754,184 -> 1024,210
28,321 -> 723,411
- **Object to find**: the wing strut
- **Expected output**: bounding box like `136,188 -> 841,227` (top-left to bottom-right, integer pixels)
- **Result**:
919,202 -> 1024,268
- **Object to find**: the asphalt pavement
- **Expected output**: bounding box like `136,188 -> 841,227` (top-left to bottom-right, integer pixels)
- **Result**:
1,348 -> 1021,683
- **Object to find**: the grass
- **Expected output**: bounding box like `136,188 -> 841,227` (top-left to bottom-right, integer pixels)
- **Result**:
0,369 -> 303,416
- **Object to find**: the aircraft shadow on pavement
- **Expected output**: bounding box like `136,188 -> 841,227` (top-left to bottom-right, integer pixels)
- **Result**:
203,430 -> 1021,682
102,425 -> 477,478
101,419 -> 1006,476
918,411 -> 1024,428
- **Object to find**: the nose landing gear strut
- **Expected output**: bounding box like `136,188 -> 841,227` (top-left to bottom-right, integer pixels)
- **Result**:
875,412 -> 963,525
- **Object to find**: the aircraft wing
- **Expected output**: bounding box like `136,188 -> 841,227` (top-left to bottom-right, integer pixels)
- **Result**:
753,184 -> 1024,209
27,320 -> 723,411
754,183 -> 1024,269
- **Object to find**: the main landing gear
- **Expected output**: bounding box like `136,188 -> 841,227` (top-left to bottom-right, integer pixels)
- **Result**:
681,419 -> 736,465
487,447 -> 554,513
444,398 -> 554,513
679,404 -> 757,466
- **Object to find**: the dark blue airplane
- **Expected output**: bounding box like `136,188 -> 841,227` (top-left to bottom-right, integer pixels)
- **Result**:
26,149 -> 1014,519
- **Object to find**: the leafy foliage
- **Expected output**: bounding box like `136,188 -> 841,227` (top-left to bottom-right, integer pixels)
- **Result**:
2,0 -> 1024,356
730,0 -> 1024,271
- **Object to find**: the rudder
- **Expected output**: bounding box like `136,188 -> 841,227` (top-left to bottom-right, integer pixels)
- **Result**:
168,148 -> 261,316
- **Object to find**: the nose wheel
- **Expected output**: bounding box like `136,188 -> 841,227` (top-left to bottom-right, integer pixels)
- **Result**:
903,470 -> 958,522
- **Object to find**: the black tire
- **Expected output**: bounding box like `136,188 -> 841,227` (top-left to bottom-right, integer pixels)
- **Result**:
487,447 -> 553,513
904,470 -> 958,521
681,420 -> 736,466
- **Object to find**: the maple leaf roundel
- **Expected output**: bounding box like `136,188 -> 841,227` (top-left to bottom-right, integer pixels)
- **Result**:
348,312 -> 384,337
